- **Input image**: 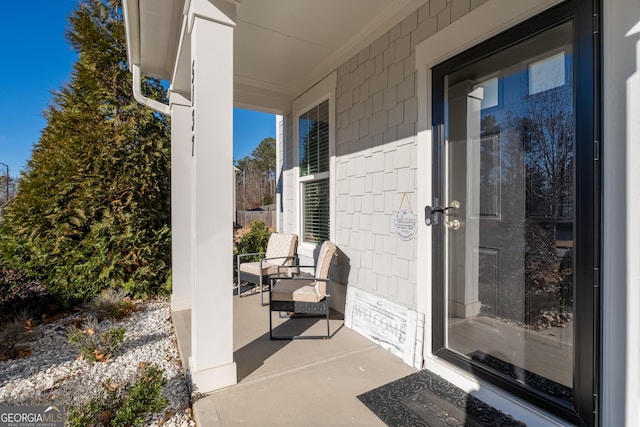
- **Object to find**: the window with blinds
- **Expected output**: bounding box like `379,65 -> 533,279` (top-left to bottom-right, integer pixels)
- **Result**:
299,99 -> 330,244
303,179 -> 330,243
299,100 -> 329,176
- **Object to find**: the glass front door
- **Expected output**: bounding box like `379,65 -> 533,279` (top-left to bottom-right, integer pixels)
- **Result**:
445,20 -> 575,398
431,2 -> 599,425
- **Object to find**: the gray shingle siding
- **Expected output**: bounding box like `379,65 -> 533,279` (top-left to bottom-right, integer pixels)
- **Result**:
283,0 -> 484,309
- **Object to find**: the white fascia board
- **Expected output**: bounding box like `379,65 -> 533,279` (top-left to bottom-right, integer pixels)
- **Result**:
122,0 -> 141,70
123,0 -> 170,116
171,14 -> 191,96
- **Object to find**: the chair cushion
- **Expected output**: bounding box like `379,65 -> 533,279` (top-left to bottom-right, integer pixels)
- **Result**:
271,279 -> 324,303
315,241 -> 337,280
239,261 -> 281,276
265,233 -> 298,266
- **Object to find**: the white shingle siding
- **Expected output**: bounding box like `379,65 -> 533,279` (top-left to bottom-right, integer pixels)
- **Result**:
334,11 -> 418,306
438,7 -> 452,30
280,0 -> 485,309
451,0 -> 471,22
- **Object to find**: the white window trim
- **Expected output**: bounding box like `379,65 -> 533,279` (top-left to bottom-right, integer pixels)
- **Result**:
292,72 -> 337,259
299,171 -> 330,183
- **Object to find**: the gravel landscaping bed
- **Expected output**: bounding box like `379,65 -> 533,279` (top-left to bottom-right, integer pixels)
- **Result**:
0,298 -> 194,426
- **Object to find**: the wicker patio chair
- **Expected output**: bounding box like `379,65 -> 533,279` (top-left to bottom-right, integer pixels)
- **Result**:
237,233 -> 298,305
268,240 -> 337,340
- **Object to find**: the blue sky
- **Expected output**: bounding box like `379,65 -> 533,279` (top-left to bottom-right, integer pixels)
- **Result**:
0,1 -> 274,178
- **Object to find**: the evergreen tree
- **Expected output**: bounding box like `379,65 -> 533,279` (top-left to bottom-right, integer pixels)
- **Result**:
0,0 -> 171,303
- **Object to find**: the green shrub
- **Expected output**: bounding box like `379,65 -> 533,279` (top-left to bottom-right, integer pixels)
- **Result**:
235,221 -> 271,259
68,365 -> 168,427
67,318 -> 125,362
233,221 -> 272,276
0,0 -> 171,305
67,398 -> 113,427
83,288 -> 136,321
111,365 -> 168,426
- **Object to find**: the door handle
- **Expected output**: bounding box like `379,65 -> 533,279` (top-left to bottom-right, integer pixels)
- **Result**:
425,200 -> 460,226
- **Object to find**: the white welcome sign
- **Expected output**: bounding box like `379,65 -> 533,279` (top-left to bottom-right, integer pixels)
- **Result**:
345,287 -> 424,368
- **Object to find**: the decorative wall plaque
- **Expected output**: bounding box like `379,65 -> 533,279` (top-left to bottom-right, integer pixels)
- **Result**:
394,193 -> 417,240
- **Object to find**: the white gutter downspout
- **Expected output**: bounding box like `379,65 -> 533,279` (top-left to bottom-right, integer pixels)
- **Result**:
132,63 -> 171,116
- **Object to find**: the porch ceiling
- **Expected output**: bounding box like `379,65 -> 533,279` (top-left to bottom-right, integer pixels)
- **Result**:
124,0 -> 425,113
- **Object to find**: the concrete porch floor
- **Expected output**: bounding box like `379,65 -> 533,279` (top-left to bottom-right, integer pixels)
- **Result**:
172,293 -> 417,426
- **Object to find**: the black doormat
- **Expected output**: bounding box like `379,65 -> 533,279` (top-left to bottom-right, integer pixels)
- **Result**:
357,370 -> 526,427
468,351 -> 572,405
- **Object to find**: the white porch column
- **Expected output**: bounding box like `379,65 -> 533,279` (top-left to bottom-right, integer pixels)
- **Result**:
169,92 -> 192,312
188,0 -> 237,393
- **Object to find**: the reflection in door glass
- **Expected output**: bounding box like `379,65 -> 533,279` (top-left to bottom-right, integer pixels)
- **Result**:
443,21 -> 574,404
